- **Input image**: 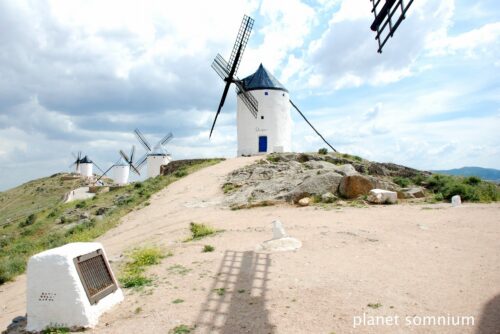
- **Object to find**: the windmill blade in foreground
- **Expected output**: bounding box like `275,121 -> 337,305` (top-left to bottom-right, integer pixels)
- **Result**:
134,128 -> 152,152
209,15 -> 255,138
370,0 -> 414,53
289,100 -> 337,153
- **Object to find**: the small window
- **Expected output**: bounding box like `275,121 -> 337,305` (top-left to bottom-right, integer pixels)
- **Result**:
282,93 -> 285,96
264,92 -> 269,96
261,116 -> 264,120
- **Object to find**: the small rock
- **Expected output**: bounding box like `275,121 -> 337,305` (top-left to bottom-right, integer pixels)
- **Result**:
79,212 -> 90,219
451,195 -> 461,207
94,215 -> 104,221
298,197 -> 310,206
321,192 -> 336,203
367,189 -> 398,204
403,187 -> 426,198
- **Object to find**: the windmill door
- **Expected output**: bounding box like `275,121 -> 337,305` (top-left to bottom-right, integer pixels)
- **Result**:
258,136 -> 268,152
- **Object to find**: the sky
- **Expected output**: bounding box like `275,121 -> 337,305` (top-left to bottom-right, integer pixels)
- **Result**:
0,0 -> 499,191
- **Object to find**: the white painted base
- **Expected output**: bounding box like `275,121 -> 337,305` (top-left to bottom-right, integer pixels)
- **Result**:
256,220 -> 302,252
26,242 -> 123,332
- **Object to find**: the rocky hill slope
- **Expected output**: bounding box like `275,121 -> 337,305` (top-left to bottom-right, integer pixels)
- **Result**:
222,152 -> 498,208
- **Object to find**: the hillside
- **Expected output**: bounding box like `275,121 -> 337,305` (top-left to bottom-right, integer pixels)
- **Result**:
0,159 -> 222,284
0,173 -> 84,227
433,166 -> 500,182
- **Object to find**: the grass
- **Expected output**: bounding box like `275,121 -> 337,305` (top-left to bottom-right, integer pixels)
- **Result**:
393,176 -> 411,188
0,159 -> 222,285
184,222 -> 220,242
214,288 -> 226,296
202,245 -> 215,253
172,298 -> 184,304
167,264 -> 191,276
41,326 -> 70,334
118,246 -> 168,289
222,182 -> 240,194
169,324 -> 194,334
367,303 -> 382,309
341,153 -> 363,162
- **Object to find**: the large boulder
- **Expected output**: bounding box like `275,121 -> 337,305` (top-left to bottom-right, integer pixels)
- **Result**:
339,175 -> 375,199
367,189 -> 398,204
287,172 -> 343,202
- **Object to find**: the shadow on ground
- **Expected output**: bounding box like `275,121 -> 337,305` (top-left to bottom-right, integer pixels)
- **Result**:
194,250 -> 275,333
476,293 -> 500,334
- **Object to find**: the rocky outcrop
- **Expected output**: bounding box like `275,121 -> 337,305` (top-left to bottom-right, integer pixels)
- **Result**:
223,153 -> 429,208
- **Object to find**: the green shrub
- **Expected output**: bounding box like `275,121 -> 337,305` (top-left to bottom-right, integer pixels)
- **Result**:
75,200 -> 88,209
19,213 -> 37,228
169,324 -> 193,334
426,174 -> 498,202
393,177 -> 411,188
185,223 -> 218,241
0,257 -> 26,284
42,326 -> 70,334
318,148 -> 328,155
464,176 -> 481,186
118,247 -> 166,289
412,174 -> 430,186
174,169 -> 188,178
202,245 -> 215,253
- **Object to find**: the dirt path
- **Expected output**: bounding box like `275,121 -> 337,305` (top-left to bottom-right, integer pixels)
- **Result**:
1,157 -> 499,334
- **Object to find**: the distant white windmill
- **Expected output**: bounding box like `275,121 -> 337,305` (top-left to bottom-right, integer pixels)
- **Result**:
134,128 -> 174,178
95,146 -> 140,186
70,152 -> 104,178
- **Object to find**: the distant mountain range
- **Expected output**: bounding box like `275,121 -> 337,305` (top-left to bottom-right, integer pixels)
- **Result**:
432,167 -> 500,182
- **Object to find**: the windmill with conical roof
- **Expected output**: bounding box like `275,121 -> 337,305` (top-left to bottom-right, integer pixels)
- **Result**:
210,15 -> 336,156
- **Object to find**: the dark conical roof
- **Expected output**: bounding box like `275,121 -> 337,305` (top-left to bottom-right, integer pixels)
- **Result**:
80,155 -> 93,164
241,64 -> 288,92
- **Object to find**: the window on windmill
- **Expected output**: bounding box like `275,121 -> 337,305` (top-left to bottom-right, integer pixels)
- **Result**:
265,92 -> 269,96
261,116 -> 264,120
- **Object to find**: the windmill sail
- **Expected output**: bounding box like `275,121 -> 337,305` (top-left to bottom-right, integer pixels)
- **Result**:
209,15 -> 258,138
370,0 -> 414,53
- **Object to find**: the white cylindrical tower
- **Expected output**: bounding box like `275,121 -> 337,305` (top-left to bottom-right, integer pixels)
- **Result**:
113,158 -> 130,185
146,145 -> 172,177
79,156 -> 93,178
237,64 -> 292,156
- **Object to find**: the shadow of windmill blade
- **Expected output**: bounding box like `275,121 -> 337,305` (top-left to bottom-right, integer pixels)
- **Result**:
194,250 -> 275,334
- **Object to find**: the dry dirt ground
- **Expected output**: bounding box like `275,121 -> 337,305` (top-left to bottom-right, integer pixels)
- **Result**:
1,157 -> 499,334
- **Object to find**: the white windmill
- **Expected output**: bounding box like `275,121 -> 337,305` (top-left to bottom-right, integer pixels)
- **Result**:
95,146 -> 140,186
70,152 -> 104,178
134,128 -> 174,178
210,15 -> 336,155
